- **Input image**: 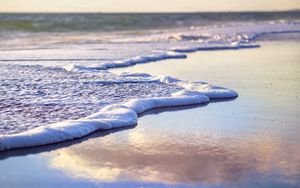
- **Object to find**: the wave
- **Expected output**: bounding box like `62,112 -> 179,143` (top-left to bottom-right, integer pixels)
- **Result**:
60,23 -> 300,72
1,22 -> 300,151
0,73 -> 237,151
63,51 -> 187,72
63,43 -> 261,72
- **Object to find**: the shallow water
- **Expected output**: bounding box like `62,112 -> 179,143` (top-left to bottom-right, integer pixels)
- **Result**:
0,40 -> 299,187
3,21 -> 292,136
0,64 -> 181,134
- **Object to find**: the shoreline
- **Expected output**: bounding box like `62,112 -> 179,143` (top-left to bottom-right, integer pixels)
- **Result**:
1,31 -> 300,152
0,39 -> 299,187
0,73 -> 237,152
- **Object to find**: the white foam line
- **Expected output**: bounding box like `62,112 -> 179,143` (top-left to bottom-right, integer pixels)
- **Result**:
64,51 -> 187,72
171,43 -> 261,53
152,75 -> 238,99
64,43 -> 261,73
0,74 -> 237,151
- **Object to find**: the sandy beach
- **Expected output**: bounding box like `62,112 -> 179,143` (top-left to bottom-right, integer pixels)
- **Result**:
0,37 -> 299,188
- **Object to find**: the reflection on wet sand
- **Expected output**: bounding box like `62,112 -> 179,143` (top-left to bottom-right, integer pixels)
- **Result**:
48,126 -> 300,186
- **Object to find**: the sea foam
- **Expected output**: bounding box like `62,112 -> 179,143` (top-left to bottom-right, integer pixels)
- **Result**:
0,73 -> 237,151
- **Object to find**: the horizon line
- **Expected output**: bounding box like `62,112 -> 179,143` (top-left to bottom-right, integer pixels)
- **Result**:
0,9 -> 300,14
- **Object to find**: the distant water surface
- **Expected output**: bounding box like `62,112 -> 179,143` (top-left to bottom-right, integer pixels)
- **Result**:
1,12 -> 300,32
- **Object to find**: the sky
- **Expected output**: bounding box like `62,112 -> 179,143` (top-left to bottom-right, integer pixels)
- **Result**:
0,0 -> 300,13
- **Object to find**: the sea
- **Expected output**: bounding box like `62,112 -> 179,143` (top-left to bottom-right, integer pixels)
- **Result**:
0,12 -> 300,150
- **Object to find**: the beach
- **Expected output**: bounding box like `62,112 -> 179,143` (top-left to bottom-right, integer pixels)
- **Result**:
1,36 -> 299,187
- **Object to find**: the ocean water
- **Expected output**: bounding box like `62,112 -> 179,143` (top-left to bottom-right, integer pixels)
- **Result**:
0,12 -> 300,150
1,38 -> 299,188
1,12 -> 300,32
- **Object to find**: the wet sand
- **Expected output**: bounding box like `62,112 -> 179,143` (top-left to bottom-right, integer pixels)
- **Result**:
0,39 -> 300,188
